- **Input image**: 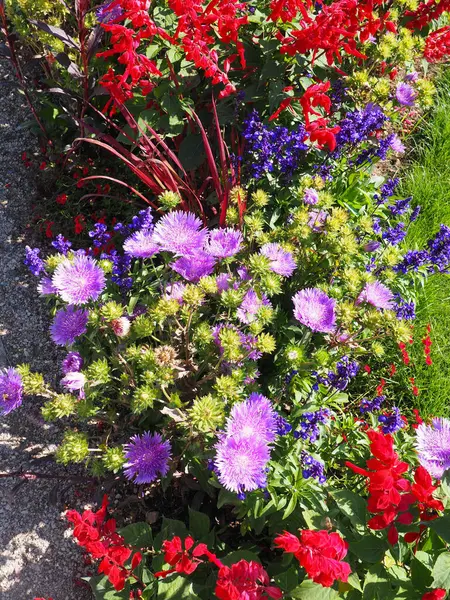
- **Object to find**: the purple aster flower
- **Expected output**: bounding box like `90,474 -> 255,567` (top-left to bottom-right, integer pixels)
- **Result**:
308,210 -> 327,232
61,372 -> 86,398
237,266 -> 251,281
62,351 -> 83,374
216,273 -> 231,292
124,432 -> 172,484
356,281 -> 394,310
260,243 -> 296,277
379,407 -> 405,434
24,246 -> 45,276
416,418 -> 450,479
205,228 -> 243,258
50,306 -> 89,346
0,368 -> 23,415
52,255 -> 106,305
123,229 -> 159,258
152,211 -> 207,256
171,251 -> 216,282
214,435 -> 270,493
95,0 -> 123,23
226,393 -> 278,442
164,282 -> 186,303
236,289 -> 271,324
303,188 -> 319,205
52,234 -> 72,254
38,276 -> 57,295
389,134 -> 405,154
405,71 -> 419,82
292,288 -> 336,333
396,82 -> 417,106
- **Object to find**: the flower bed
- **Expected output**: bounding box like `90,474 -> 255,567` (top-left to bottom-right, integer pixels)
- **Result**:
2,0 -> 450,599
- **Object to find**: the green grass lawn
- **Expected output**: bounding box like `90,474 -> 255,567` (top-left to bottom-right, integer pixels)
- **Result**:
400,69 -> 450,417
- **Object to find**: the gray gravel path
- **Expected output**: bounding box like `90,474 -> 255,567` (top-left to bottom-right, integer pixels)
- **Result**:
0,58 -> 92,600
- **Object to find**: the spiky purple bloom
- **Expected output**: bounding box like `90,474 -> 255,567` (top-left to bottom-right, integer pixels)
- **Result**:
52,234 -> 72,254
379,407 -> 405,434
164,282 -> 186,303
124,432 -> 172,484
123,229 -> 159,258
0,368 -> 23,415
293,288 -> 336,333
152,211 -> 207,256
24,246 -> 45,276
205,228 -> 243,258
61,372 -> 86,398
303,188 -> 319,205
237,289 -> 271,324
416,418 -> 450,479
171,251 -> 216,282
52,255 -> 106,305
38,276 -> 57,295
396,83 -> 417,106
389,134 -> 405,154
216,273 -> 231,292
50,306 -> 89,346
308,210 -> 327,232
301,452 -> 326,484
62,351 -> 83,374
260,243 -> 296,277
356,281 -> 394,310
360,395 -> 385,414
214,435 -> 270,493
226,393 -> 278,442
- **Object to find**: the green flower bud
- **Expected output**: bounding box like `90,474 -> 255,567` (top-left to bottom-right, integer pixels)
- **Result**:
98,259 -> 113,274
100,301 -> 124,322
16,364 -> 46,395
56,431 -> 89,465
131,384 -> 158,413
194,322 -> 214,346
314,348 -> 330,366
102,446 -> 125,473
259,273 -> 282,296
214,374 -> 242,402
90,459 -> 106,477
220,288 -> 244,309
230,186 -> 247,206
284,345 -> 305,365
183,285 -> 205,307
256,332 -> 276,354
371,341 -> 385,357
226,206 -> 240,225
199,276 -> 218,295
132,314 -> 155,338
251,189 -> 269,208
86,359 -> 110,385
392,320 -> 413,343
151,298 -> 180,322
189,394 -> 225,433
159,191 -> 182,210
248,253 -> 271,277
42,394 -> 77,421
45,254 -> 67,271
219,327 -> 244,362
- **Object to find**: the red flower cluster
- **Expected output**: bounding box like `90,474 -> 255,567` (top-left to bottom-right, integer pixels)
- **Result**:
410,377 -> 419,397
155,535 -> 222,578
268,0 -> 312,23
274,530 -> 351,588
216,560 -> 283,600
411,408 -> 424,429
67,495 -> 142,591
422,324 -> 433,365
422,590 -> 447,600
399,342 -> 411,365
406,0 -> 450,30
376,377 -> 386,396
403,466 -> 444,544
56,193 -> 68,205
424,26 -> 450,63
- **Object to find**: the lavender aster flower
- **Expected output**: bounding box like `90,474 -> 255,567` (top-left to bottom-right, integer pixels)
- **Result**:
164,282 -> 186,303
389,134 -> 405,154
124,432 -> 172,484
356,281 -> 394,310
0,368 -> 23,415
260,243 -> 296,277
416,418 -> 450,479
214,435 -> 270,493
152,211 -> 207,255
396,83 -> 417,106
379,407 -> 405,434
38,276 -> 57,296
62,351 -> 83,374
24,246 -> 45,276
308,209 -> 328,232
405,71 -> 419,82
52,255 -> 106,305
226,393 -> 278,442
236,289 -> 271,324
303,188 -> 319,205
50,306 -> 88,346
216,273 -> 230,292
205,228 -> 243,258
293,288 -> 336,333
171,251 -> 216,282
61,372 -> 86,398
123,229 -> 159,258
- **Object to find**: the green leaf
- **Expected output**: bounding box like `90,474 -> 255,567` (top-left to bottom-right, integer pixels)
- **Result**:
440,468 -> 450,499
349,536 -> 388,563
427,516 -> 450,543
188,507 -> 210,538
347,572 -> 363,592
89,575 -> 130,599
411,551 -> 433,590
157,575 -> 200,599
221,550 -> 261,566
329,489 -> 367,526
217,488 -> 239,509
432,552 -> 450,590
273,566 -> 299,592
178,135 -> 205,171
119,522 -> 153,548
282,494 -> 298,519
290,580 -> 340,599
362,564 -> 392,600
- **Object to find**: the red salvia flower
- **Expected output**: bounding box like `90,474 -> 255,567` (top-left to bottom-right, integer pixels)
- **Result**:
56,193 -> 68,205
422,590 -> 447,600
268,0 -> 313,22
155,536 -> 223,579
215,560 -> 283,600
274,530 -> 351,588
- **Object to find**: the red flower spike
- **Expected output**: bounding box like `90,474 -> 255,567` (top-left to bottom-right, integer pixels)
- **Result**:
422,590 -> 447,600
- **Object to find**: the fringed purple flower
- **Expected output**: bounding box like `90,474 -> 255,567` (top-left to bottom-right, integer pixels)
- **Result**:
50,306 -> 89,346
308,210 -> 327,232
124,432 -> 172,484
389,134 -> 405,154
52,255 -> 106,304
38,276 -> 57,296
205,228 -> 243,258
61,372 -> 86,398
396,82 -> 417,106
164,282 -> 186,303
123,229 -> 159,258
226,393 -> 278,443
152,211 -> 207,255
260,243 -> 296,277
357,281 -> 394,310
214,435 -> 270,493
303,188 -> 319,205
62,351 -> 83,374
237,289 -> 271,324
216,273 -> 231,292
0,368 -> 23,415
171,251 -> 216,282
293,288 -> 336,333
416,418 -> 450,479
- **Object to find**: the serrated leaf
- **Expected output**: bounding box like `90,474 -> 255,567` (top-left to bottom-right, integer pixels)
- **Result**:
119,522 -> 153,548
290,580 -> 340,599
330,488 -> 367,526
432,552 -> 450,590
188,508 -> 210,538
349,536 -> 388,563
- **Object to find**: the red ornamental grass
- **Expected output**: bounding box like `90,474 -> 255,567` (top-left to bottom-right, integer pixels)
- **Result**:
274,530 -> 351,588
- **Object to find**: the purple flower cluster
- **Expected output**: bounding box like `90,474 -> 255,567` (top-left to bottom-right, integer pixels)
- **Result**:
382,222 -> 406,246
276,415 -> 292,436
315,356 -> 359,391
108,251 -> 133,289
153,211 -> 207,256
334,104 -> 387,153
396,82 -> 417,106
62,351 -> 83,374
389,197 -> 411,216
114,208 -> 154,236
394,225 -> 450,274
379,407 -> 405,434
416,417 -> 450,479
24,246 -> 45,276
374,178 -> 399,205
52,254 -> 106,304
359,395 -> 385,414
212,324 -> 262,362
260,243 -> 296,277
0,368 -> 23,415
295,409 -> 330,443
301,452 -> 327,484
242,110 -> 308,180
52,234 -> 72,254
171,252 -> 216,282
88,223 -> 111,248
394,294 -> 416,320
214,394 -> 277,495
124,432 -> 172,484
237,289 -> 272,324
